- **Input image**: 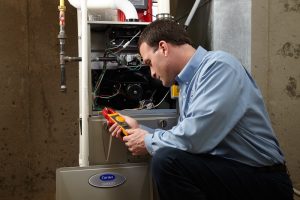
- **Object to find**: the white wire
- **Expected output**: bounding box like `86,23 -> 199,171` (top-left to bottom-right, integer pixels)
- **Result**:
114,30 -> 141,54
105,134 -> 113,161
124,30 -> 141,48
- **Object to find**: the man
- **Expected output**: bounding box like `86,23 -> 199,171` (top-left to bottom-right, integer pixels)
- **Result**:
108,19 -> 293,200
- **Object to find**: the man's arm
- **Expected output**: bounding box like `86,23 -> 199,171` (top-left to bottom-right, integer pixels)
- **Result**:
145,60 -> 246,155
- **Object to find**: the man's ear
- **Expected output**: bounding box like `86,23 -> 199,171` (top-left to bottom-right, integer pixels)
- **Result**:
158,40 -> 168,56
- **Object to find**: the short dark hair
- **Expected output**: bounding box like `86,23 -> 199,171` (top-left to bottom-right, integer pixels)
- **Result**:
138,19 -> 192,50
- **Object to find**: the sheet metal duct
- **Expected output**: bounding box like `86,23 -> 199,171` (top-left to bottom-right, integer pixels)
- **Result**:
173,0 -> 251,71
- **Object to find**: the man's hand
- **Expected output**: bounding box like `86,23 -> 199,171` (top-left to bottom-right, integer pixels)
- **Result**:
107,115 -> 149,155
108,115 -> 139,139
123,128 -> 149,156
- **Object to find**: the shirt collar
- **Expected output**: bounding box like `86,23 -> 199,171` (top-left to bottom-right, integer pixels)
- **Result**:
176,46 -> 207,85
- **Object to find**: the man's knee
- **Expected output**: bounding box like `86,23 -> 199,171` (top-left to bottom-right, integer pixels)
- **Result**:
151,147 -> 186,177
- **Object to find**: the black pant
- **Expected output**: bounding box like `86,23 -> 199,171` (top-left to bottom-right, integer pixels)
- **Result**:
151,147 -> 294,200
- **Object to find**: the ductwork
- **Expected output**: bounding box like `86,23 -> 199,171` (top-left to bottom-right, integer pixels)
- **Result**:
68,0 -> 138,20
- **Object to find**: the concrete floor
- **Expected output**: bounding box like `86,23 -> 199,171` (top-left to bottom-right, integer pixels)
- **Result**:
0,0 -> 299,200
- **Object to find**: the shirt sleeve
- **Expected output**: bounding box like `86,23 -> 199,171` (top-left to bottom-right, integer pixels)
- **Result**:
144,60 -> 247,155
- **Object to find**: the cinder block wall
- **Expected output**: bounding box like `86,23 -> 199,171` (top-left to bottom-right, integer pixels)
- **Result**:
0,0 -> 299,200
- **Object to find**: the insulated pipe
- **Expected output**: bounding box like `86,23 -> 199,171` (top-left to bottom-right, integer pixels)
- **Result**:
156,0 -> 171,19
58,0 -> 67,92
67,0 -> 138,20
79,0 -> 89,167
184,0 -> 202,30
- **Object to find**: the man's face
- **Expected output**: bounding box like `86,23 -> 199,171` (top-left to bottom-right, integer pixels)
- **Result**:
139,42 -> 174,87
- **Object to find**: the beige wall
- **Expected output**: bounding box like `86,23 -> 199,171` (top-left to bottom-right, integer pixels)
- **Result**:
0,1 -> 79,199
252,0 -> 300,197
0,0 -> 299,200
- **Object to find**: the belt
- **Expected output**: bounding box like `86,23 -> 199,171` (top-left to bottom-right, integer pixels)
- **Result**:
255,164 -> 287,173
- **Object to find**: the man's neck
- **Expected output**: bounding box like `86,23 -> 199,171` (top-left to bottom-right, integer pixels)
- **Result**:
173,44 -> 196,72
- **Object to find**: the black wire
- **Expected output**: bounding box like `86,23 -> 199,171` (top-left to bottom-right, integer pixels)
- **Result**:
175,11 -> 190,23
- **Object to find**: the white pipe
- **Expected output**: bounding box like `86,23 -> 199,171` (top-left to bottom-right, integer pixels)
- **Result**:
68,0 -> 138,20
77,10 -> 82,120
157,0 -> 170,14
79,0 -> 89,167
184,0 -> 202,28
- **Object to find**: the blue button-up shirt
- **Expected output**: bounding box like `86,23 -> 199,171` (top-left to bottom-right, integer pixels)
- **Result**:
143,46 -> 285,167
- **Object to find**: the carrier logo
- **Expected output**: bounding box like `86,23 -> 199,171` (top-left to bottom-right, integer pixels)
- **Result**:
89,172 -> 126,188
100,174 -> 115,181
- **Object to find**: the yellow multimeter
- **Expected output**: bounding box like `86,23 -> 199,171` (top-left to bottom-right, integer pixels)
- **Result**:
101,107 -> 130,136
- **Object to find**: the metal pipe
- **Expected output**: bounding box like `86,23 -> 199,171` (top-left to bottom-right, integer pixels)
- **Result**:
64,56 -> 82,62
64,56 -> 118,62
184,0 -> 202,30
79,0 -> 89,167
58,0 -> 67,92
